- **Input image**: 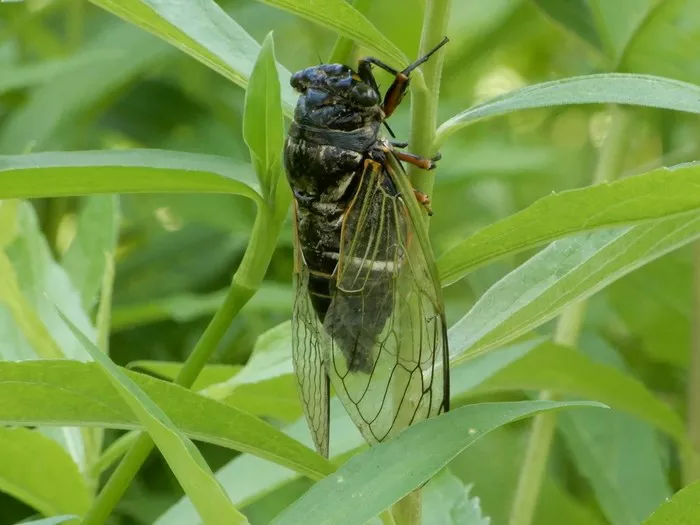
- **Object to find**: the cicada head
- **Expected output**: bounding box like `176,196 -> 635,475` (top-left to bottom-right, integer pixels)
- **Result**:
290,64 -> 383,131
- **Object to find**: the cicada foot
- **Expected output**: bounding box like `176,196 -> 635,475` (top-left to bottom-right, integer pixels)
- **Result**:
394,150 -> 442,170
413,189 -> 434,216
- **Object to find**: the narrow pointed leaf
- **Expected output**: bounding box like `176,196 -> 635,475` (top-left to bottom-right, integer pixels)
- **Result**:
0,360 -> 333,480
448,212 -> 700,364
438,164 -> 700,286
436,74 -> 700,145
56,311 -> 248,525
62,196 -> 120,310
270,401 -> 603,525
643,480 -> 700,524
0,428 -> 91,516
0,150 -> 260,201
467,342 -> 686,444
88,0 -> 297,113
255,0 -> 406,68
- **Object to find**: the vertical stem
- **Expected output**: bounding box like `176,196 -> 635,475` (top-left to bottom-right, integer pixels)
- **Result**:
508,106 -> 630,525
686,240 -> 700,484
407,0 -> 452,197
391,2 -> 451,524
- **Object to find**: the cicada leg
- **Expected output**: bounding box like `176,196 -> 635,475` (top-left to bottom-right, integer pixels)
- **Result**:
357,37 -> 449,118
413,189 -> 433,216
393,150 -> 442,170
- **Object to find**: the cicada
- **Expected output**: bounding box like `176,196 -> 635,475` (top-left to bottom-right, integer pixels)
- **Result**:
284,38 -> 450,457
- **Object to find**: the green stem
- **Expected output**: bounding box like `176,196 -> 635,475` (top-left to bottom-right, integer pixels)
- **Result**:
328,0 -> 372,65
507,106 -> 630,525
390,3 -> 451,525
82,209 -> 273,525
685,240 -> 700,484
407,0 -> 452,197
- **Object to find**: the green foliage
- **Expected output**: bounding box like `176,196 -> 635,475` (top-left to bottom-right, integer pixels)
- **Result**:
1,1 -> 700,525
271,401 -> 601,525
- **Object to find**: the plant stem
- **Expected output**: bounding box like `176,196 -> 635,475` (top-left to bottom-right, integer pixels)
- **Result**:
391,2 -> 451,525
686,239 -> 700,484
407,0 -> 452,197
82,209 -> 272,525
507,106 -> 630,525
328,0 -> 372,65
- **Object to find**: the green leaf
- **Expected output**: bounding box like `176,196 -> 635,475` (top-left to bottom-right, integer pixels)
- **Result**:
0,150 -> 261,202
422,470 -> 491,525
13,517 -> 79,525
154,339 -> 546,524
243,32 -> 285,200
154,398 -> 364,525
643,480 -> 700,524
0,251 -> 63,360
0,22 -> 171,154
587,0 -> 658,65
201,321 -> 301,422
0,427 -> 91,516
448,212 -> 700,364
557,337 -> 671,525
467,341 -> 686,444
62,196 -> 120,310
532,0 -> 657,64
449,426 -> 607,525
0,51 -> 115,95
255,0 -> 407,68
608,254 -> 691,365
270,401 -> 602,525
436,74 -> 700,145
438,164 -> 700,286
532,0 -> 603,51
88,0 -> 297,114
4,202 -> 94,360
56,311 -> 249,525
0,360 -> 333,481
623,0 -> 700,85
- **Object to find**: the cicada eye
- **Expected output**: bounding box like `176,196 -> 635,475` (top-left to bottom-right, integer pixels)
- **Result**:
291,71 -> 308,92
349,84 -> 379,106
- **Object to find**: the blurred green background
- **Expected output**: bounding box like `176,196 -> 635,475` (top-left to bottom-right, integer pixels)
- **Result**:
2,0 -> 700,524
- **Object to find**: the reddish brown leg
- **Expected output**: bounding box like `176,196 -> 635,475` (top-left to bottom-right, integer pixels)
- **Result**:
357,37 -> 449,119
395,150 -> 442,170
413,190 -> 433,216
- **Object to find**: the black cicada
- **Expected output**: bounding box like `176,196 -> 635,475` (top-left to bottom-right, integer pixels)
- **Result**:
284,38 -> 450,457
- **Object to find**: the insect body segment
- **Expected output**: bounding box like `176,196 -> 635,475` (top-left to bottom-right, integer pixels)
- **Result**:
284,38 -> 450,456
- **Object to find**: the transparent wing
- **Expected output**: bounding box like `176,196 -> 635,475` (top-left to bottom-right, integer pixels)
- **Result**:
291,205 -> 330,457
324,158 -> 449,445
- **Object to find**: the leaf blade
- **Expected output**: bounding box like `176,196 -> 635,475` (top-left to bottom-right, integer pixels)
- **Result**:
436,74 -> 700,145
270,401 -> 603,525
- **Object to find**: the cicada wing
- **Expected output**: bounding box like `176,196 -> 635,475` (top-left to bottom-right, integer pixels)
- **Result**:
324,159 -> 448,446
291,207 -> 330,458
